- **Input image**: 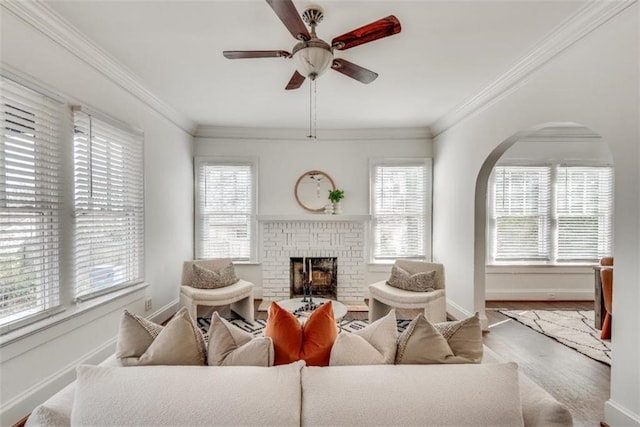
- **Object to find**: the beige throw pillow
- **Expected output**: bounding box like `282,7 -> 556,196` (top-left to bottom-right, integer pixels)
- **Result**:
330,310 -> 398,365
396,313 -> 482,364
115,309 -> 163,359
117,307 -> 206,366
191,262 -> 239,289
208,312 -> 274,366
386,264 -> 436,292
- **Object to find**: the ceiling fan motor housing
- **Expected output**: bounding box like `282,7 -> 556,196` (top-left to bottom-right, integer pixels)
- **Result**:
292,7 -> 333,79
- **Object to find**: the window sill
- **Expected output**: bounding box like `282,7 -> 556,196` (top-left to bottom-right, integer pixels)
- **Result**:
0,282 -> 149,349
486,265 -> 595,274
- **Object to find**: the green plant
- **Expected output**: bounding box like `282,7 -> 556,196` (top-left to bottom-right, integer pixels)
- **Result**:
328,189 -> 345,203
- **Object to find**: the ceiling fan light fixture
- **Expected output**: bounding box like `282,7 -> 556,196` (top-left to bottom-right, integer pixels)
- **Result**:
292,42 -> 333,79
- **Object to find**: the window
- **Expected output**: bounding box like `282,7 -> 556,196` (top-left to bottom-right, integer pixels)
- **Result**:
73,109 -> 145,300
492,166 -> 551,261
556,166 -> 613,261
1,77 -> 63,331
489,164 -> 612,264
370,159 -> 432,262
195,158 -> 256,261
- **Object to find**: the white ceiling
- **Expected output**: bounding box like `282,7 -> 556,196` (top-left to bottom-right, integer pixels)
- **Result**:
46,0 -> 587,131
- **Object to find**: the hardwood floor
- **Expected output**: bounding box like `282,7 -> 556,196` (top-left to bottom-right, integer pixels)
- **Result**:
484,301 -> 610,427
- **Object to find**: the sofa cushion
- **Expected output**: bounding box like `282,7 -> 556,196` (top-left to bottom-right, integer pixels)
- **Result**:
117,307 -> 206,366
71,362 -> 304,426
207,311 -> 274,366
386,264 -> 436,292
301,363 -> 524,427
434,313 -> 483,363
329,310 -> 397,365
264,301 -> 338,366
115,309 -> 163,359
396,313 -> 482,364
482,346 -> 573,427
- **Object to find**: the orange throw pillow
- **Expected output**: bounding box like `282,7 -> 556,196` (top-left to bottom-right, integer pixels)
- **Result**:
264,301 -> 338,366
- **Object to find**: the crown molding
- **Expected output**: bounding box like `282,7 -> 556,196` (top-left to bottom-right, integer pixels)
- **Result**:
431,0 -> 637,137
2,0 -> 197,136
195,126 -> 432,141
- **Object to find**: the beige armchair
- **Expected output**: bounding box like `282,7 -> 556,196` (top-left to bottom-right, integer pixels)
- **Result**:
368,260 -> 446,323
180,259 -> 254,323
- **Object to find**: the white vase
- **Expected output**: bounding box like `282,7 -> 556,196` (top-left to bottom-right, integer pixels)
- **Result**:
324,204 -> 334,214
332,201 -> 342,214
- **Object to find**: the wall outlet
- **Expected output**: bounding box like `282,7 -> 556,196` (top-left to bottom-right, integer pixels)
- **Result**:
547,292 -> 556,300
144,298 -> 152,311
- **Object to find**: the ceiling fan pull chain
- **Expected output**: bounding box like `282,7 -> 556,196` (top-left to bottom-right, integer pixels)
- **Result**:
308,79 -> 313,139
313,79 -> 318,141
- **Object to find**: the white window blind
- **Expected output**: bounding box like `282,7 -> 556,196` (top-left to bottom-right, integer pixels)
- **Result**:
1,77 -> 62,330
196,160 -> 254,261
73,110 -> 144,301
489,164 -> 612,264
371,161 -> 429,261
556,166 -> 613,262
492,166 -> 551,261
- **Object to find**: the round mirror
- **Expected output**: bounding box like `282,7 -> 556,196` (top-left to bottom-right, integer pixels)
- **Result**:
294,170 -> 336,212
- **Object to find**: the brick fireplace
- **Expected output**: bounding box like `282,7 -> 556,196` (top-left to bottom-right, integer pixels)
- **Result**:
259,216 -> 368,302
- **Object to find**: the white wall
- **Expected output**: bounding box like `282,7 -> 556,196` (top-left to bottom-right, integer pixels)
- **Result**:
0,9 -> 193,425
433,5 -> 639,425
195,128 -> 432,295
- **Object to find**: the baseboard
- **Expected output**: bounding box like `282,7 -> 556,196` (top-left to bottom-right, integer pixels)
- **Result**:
446,300 -> 474,321
605,399 -> 640,426
485,289 -> 594,301
0,337 -> 116,426
149,298 -> 179,323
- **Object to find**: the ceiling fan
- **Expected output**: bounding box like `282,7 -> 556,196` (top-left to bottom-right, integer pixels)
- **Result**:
223,0 -> 401,90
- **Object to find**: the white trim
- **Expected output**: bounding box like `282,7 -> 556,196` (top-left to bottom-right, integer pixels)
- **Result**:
605,400 -> 640,427
369,158 -> 433,263
446,299 -> 488,331
485,289 -> 594,301
1,0 -> 196,135
195,126 -> 432,141
257,214 -> 371,222
194,156 -> 259,262
431,0 -> 637,137
0,62 -> 65,104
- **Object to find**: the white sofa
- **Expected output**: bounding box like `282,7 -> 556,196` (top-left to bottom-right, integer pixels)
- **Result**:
26,347 -> 572,427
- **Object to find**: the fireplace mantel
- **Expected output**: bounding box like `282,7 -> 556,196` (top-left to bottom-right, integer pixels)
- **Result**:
257,214 -> 371,222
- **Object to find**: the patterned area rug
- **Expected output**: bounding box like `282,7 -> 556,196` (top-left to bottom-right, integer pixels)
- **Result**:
498,309 -> 611,365
197,317 -> 411,341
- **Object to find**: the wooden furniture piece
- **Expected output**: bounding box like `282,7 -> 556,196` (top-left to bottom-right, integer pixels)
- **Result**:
179,259 -> 254,323
600,267 -> 613,340
594,257 -> 613,331
368,260 -> 446,323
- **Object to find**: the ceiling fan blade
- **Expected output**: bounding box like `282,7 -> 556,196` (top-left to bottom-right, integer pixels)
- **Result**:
285,71 -> 306,90
265,0 -> 311,41
223,50 -> 290,59
331,59 -> 378,84
331,15 -> 401,51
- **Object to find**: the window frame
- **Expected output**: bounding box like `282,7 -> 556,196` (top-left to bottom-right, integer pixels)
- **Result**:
194,156 -> 258,263
0,71 -> 148,339
369,157 -> 433,264
72,107 -> 145,302
0,75 -> 66,333
487,162 -> 613,266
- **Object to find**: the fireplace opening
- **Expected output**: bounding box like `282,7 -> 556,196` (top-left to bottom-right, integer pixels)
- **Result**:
290,257 -> 337,300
